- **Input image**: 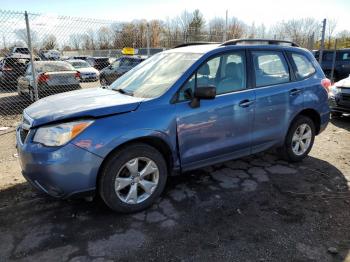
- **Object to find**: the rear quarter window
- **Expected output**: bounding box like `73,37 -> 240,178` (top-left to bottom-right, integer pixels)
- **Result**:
290,53 -> 316,80
340,52 -> 350,61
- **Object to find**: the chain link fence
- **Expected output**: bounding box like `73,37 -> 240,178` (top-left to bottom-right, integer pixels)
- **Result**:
0,10 -> 169,132
1,9 -> 345,142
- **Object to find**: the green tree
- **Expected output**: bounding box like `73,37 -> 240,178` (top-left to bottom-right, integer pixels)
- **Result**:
188,9 -> 205,42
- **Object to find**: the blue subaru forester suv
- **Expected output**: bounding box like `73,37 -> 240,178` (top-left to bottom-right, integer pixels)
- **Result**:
17,39 -> 330,213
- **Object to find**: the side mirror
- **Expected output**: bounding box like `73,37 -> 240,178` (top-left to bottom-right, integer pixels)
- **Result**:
190,85 -> 216,108
194,86 -> 216,99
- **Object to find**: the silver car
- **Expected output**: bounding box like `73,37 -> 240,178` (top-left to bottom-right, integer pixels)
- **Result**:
66,59 -> 100,82
17,61 -> 81,101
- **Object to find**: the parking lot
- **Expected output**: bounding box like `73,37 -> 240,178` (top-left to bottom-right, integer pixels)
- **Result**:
0,81 -> 100,127
0,114 -> 349,261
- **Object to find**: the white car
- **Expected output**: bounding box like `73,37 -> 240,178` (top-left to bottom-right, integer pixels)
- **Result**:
11,47 -> 30,59
43,50 -> 61,60
66,59 -> 100,82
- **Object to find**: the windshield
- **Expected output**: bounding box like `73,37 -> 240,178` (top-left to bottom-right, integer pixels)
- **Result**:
110,52 -> 201,98
34,62 -> 75,73
70,61 -> 90,68
15,48 -> 29,54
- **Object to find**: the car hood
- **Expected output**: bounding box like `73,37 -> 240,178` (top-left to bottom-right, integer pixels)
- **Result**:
335,75 -> 350,88
24,88 -> 144,127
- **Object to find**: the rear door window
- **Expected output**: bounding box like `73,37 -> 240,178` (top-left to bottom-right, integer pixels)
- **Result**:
290,53 -> 316,80
340,52 -> 350,61
252,51 -> 290,87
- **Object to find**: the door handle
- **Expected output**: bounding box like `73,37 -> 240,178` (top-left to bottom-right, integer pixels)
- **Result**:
239,99 -> 254,108
290,89 -> 302,96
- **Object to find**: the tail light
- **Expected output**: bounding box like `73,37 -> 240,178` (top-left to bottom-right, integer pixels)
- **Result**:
75,71 -> 81,80
3,66 -> 12,71
321,78 -> 331,93
37,73 -> 50,84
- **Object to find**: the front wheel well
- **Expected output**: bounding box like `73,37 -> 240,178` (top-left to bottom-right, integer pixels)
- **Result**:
97,136 -> 174,185
294,109 -> 321,134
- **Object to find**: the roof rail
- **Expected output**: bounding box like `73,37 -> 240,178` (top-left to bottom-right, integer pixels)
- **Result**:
174,42 -> 221,48
221,39 -> 299,47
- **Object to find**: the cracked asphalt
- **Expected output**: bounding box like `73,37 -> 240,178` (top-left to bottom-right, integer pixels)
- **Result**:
0,115 -> 350,262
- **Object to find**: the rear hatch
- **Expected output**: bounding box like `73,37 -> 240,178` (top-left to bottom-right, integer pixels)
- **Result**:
39,71 -> 79,86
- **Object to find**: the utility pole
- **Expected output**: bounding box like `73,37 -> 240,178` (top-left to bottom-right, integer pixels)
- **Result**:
25,11 -> 39,101
330,39 -> 337,83
223,10 -> 228,42
319,18 -> 326,65
146,23 -> 150,58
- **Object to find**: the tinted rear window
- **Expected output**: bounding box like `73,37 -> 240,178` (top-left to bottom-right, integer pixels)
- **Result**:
15,48 -> 29,54
95,58 -> 109,63
340,52 -> 350,61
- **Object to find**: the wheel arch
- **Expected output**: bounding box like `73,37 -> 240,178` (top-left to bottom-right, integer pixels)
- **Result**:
292,108 -> 321,135
96,135 -> 175,187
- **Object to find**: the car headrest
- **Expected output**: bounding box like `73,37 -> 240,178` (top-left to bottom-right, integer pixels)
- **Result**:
225,62 -> 242,78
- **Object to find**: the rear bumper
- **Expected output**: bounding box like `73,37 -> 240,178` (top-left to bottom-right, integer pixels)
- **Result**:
319,110 -> 330,134
16,128 -> 103,198
80,74 -> 98,81
38,84 -> 81,96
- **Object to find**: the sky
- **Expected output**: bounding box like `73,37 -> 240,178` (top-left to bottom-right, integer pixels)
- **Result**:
1,0 -> 350,32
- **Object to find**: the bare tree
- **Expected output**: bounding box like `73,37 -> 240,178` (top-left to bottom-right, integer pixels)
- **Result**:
69,34 -> 81,50
227,17 -> 246,39
97,27 -> 113,49
208,17 -> 224,42
177,10 -> 193,42
162,17 -> 181,47
41,34 -> 57,50
269,18 -> 319,47
15,28 -> 39,48
149,20 -> 162,47
326,19 -> 337,49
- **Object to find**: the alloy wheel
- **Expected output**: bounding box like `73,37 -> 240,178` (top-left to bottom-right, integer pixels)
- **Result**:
291,123 -> 312,156
115,157 -> 159,204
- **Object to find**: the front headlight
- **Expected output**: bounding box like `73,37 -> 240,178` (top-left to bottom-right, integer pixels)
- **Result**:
329,86 -> 340,98
33,120 -> 94,147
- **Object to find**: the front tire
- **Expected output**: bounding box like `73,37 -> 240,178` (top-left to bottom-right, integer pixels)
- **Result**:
99,143 -> 168,213
278,116 -> 316,162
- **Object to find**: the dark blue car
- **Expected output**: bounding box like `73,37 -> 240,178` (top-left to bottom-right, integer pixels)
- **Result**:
16,39 -> 330,213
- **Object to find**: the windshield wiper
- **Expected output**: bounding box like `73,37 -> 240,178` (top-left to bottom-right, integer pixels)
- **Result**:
113,88 -> 134,96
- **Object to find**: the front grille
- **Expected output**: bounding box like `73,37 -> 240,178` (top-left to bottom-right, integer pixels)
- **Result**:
342,94 -> 350,101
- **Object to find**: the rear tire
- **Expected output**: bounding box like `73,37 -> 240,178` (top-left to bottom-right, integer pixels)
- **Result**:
278,116 -> 316,162
98,143 -> 168,213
